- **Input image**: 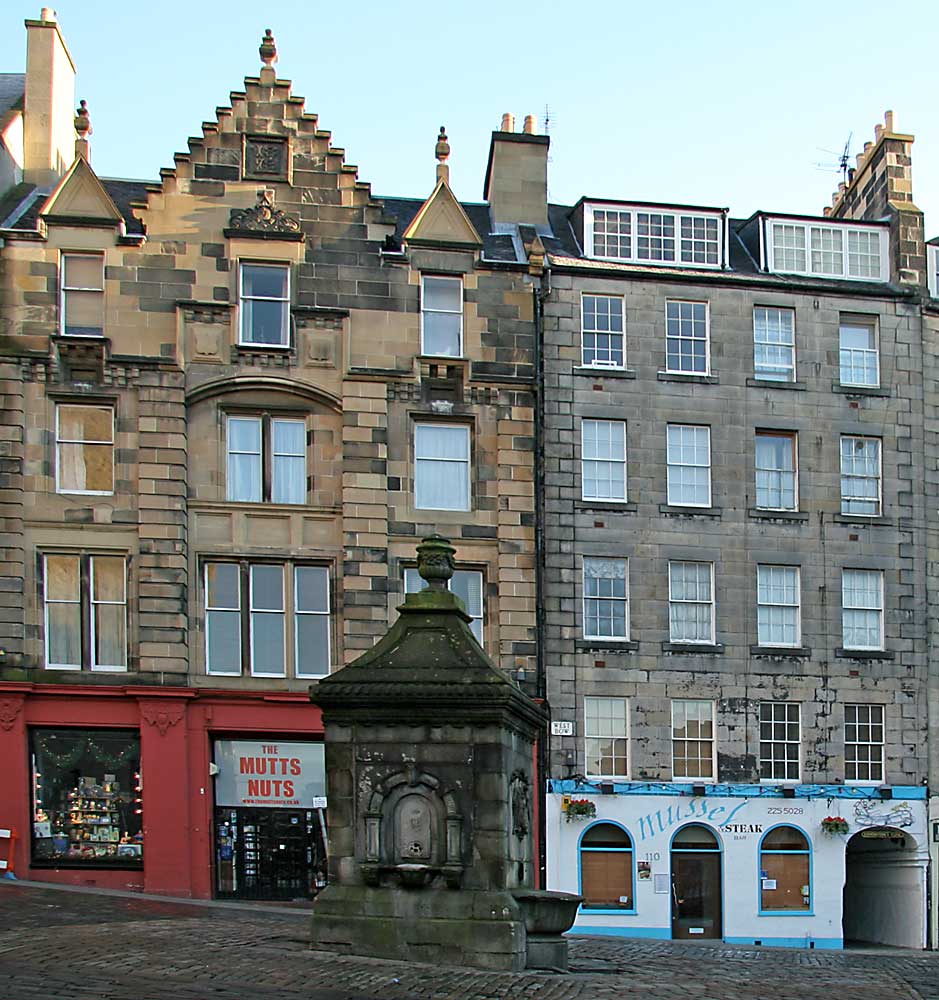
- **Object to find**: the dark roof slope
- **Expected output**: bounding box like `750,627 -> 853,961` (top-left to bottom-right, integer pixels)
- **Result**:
6,176 -> 152,234
0,74 -> 25,121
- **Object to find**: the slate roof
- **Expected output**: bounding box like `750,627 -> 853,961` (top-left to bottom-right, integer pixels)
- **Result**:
0,74 -> 25,122
4,176 -> 152,234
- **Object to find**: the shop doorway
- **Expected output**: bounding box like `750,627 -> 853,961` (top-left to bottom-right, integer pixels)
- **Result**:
671,824 -> 722,940
215,807 -> 326,900
843,827 -> 925,949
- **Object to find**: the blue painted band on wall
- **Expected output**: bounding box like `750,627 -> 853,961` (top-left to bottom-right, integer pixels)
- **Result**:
570,925 -> 672,940
548,779 -> 926,800
724,936 -> 843,950
570,927 -> 843,949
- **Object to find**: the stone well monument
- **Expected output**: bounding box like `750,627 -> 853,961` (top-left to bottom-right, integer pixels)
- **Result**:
309,535 -> 580,971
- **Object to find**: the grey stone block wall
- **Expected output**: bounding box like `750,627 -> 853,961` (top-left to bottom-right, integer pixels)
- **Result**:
542,273 -> 929,786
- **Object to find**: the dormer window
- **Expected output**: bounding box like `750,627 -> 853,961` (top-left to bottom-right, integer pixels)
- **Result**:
60,253 -> 104,337
585,203 -> 724,269
763,217 -> 887,281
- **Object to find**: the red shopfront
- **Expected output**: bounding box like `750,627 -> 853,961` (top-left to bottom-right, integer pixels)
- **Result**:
0,683 -> 323,898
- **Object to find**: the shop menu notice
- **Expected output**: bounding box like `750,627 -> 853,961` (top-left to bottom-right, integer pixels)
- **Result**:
214,740 -> 326,809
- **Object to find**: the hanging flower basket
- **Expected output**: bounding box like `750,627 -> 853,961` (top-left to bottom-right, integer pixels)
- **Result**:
821,816 -> 849,835
565,798 -> 597,823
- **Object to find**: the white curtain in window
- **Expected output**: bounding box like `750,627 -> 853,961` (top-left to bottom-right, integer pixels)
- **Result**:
415,425 -> 469,510
272,419 -> 306,504
228,417 -> 262,502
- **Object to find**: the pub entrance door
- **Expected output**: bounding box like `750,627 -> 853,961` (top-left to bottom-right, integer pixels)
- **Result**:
671,824 -> 722,940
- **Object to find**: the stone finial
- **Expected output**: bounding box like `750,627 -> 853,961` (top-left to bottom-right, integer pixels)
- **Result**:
435,126 -> 450,183
501,113 -> 515,132
416,535 -> 455,591
259,28 -> 277,68
74,99 -> 91,137
74,99 -> 91,161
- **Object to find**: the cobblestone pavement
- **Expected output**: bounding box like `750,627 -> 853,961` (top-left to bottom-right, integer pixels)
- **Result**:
1,880 -> 938,999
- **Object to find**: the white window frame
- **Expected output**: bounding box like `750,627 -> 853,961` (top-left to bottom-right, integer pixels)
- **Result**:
759,702 -> 801,783
226,414 -> 307,505
581,419 -> 627,502
928,244 -> 938,299
59,251 -> 105,337
839,317 -> 880,388
666,424 -> 711,508
763,217 -> 888,281
238,262 -> 291,347
753,306 -> 796,382
249,564 -> 287,677
584,696 -> 630,779
420,274 -> 463,357
55,404 -> 114,496
582,557 -> 629,641
842,569 -> 884,651
755,431 -> 798,511
668,561 -> 715,644
43,553 -> 127,672
844,703 -> 885,785
664,299 -> 710,375
404,567 -> 484,646
581,293 -> 625,369
205,561 -> 331,678
294,565 -> 331,678
584,203 -> 724,269
757,565 -> 801,648
414,423 -> 471,512
671,699 -> 716,781
840,436 -> 882,517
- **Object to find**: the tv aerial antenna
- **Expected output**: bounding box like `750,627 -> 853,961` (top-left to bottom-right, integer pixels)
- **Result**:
814,132 -> 853,184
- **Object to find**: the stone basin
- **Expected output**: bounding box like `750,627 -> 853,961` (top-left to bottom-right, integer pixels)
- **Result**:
510,889 -> 583,935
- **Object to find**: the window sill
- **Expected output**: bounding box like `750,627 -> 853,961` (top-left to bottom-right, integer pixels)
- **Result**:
747,377 -> 806,391
573,366 -> 637,380
832,382 -> 891,398
749,645 -> 812,658
748,509 -> 809,522
662,642 -> 724,655
832,514 -> 892,526
758,910 -> 814,918
834,648 -> 894,660
575,500 -> 637,513
575,639 -> 639,652
659,504 -> 722,518
657,371 -> 719,385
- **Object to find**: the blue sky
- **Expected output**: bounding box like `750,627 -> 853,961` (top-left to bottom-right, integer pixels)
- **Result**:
3,1 -> 938,231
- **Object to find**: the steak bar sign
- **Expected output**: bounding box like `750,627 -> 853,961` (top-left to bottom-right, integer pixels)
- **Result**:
214,740 -> 326,809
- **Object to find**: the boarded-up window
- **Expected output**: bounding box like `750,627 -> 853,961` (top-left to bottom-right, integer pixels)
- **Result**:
580,823 -> 633,909
760,826 -> 810,911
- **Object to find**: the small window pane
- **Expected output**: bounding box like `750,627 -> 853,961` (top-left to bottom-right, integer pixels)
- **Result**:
241,298 -> 288,345
47,603 -> 81,667
296,614 -> 329,675
63,254 -> 103,289
242,264 -> 288,299
422,312 -> 462,357
251,613 -> 285,675
45,554 -> 80,602
251,565 -> 284,612
423,276 -> 462,312
91,556 -> 125,603
296,566 -> 329,613
207,563 -> 240,609
207,610 -> 242,674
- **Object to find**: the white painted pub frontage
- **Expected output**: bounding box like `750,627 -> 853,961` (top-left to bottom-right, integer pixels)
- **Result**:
546,781 -> 928,949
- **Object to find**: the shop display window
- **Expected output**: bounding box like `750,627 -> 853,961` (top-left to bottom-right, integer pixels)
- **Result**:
30,728 -> 143,867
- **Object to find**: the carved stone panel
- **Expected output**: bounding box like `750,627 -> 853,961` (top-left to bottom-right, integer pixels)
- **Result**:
244,137 -> 288,180
395,793 -> 433,861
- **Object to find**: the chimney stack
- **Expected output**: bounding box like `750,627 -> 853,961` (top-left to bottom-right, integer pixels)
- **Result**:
828,110 -> 925,286
484,112 -> 549,229
24,8 -> 76,186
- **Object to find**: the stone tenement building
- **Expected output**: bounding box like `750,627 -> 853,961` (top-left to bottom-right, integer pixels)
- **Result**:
4,8 -> 939,954
0,12 -> 536,900
540,111 -> 938,951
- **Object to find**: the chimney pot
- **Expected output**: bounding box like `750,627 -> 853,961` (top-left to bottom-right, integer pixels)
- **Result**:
501,113 -> 515,133
523,114 -> 536,135
40,7 -> 56,21
885,110 -> 894,132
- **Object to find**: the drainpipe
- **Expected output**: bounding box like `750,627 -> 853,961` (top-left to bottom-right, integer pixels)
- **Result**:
532,263 -> 550,889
